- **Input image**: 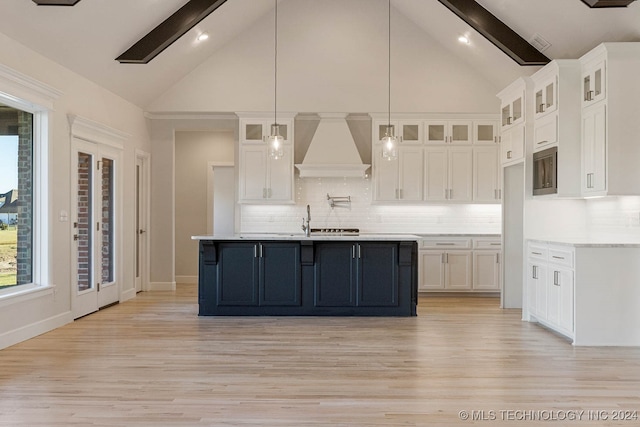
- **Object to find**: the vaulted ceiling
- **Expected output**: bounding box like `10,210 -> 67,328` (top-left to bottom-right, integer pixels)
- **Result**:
1,0 -> 638,109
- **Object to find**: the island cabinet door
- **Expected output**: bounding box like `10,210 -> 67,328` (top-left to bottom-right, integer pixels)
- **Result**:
356,243 -> 399,307
259,242 -> 302,306
216,242 -> 259,306
313,243 -> 357,307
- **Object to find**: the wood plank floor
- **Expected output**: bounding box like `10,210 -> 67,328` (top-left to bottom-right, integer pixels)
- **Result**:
2,286 -> 640,426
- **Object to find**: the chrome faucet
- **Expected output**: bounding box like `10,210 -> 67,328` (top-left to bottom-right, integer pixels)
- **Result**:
302,204 -> 311,237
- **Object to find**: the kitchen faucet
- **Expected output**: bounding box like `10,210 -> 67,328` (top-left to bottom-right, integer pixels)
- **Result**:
302,204 -> 311,237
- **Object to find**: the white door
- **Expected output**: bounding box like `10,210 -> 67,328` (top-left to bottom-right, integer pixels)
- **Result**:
473,147 -> 500,202
419,252 -> 445,290
398,147 -> 423,201
239,145 -> 267,201
424,147 -> 448,201
448,148 -> 473,201
135,152 -> 150,293
374,145 -> 399,201
445,251 -> 472,290
72,139 -> 121,318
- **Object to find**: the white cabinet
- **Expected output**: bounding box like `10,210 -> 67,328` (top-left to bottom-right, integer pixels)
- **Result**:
499,123 -> 525,166
579,43 -> 640,197
473,146 -> 501,202
525,242 -> 574,339
531,60 -> 582,197
424,147 -> 472,202
238,114 -> 295,204
374,145 -> 423,201
425,120 -> 472,145
500,91 -> 524,129
581,103 -> 606,195
239,145 -> 293,203
419,237 -> 501,293
374,120 -> 422,144
474,120 -> 500,145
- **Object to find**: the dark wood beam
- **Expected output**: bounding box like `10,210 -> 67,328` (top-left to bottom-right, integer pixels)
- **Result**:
581,0 -> 636,7
437,0 -> 550,66
116,0 -> 229,64
32,0 -> 81,5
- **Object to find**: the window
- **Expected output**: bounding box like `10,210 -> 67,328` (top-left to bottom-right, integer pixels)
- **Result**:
0,104 -> 33,289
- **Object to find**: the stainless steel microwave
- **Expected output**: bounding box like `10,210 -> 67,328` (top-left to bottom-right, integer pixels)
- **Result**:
533,147 -> 557,196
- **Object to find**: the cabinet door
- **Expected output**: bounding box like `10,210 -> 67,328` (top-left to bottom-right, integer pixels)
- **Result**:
313,243 -> 356,307
535,263 -> 548,319
474,121 -> 499,145
445,251 -> 472,290
535,77 -> 556,117
448,148 -> 473,201
259,242 -> 301,306
473,251 -> 500,290
533,113 -> 557,151
398,147 -> 423,201
582,103 -> 606,194
526,262 -> 539,316
374,145 -> 399,201
582,59 -> 606,107
266,144 -> 293,201
449,120 -> 472,145
399,121 -> 422,144
375,120 -> 399,141
424,147 -> 448,201
216,243 -> 259,306
558,269 -> 574,334
425,121 -> 447,144
242,120 -> 267,144
473,147 -> 500,202
239,145 -> 267,201
501,124 -> 525,165
357,243 -> 398,307
419,251 -> 445,290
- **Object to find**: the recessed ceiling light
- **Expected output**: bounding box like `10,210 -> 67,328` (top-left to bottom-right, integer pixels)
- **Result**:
458,35 -> 470,45
197,33 -> 209,42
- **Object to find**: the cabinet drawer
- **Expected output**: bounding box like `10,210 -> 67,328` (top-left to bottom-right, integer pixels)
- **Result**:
533,114 -> 557,152
548,247 -> 574,268
473,238 -> 502,249
527,244 -> 548,261
420,238 -> 471,249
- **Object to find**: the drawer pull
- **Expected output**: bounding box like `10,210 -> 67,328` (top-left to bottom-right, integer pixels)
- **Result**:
490,243 -> 501,246
532,251 -> 542,255
552,255 -> 565,260
435,243 -> 456,245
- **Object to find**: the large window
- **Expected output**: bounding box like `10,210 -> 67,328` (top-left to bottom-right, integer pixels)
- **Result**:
0,104 -> 33,289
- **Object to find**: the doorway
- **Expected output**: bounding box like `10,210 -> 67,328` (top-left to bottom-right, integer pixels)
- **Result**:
135,151 -> 150,293
71,138 -> 122,319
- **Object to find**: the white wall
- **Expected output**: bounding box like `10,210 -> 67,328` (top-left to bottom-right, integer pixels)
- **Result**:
0,32 -> 150,349
175,130 -> 234,280
148,0 -> 501,114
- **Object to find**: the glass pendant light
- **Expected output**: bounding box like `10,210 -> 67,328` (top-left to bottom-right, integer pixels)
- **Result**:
268,0 -> 284,160
381,0 -> 398,161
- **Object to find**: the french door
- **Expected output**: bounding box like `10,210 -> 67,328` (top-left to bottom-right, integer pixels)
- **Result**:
71,138 -> 121,319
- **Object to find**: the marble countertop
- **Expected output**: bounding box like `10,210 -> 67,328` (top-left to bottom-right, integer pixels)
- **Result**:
527,236 -> 640,248
192,233 -> 422,241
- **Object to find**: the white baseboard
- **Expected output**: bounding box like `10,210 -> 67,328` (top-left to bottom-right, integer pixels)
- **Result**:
0,311 -> 73,350
175,275 -> 197,284
120,288 -> 137,302
148,281 -> 176,291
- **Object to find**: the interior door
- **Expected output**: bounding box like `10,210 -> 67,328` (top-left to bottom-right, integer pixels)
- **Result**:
72,139 -> 120,318
135,153 -> 150,293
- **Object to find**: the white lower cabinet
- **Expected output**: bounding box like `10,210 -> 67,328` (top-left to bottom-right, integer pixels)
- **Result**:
526,242 -> 575,340
419,237 -> 501,292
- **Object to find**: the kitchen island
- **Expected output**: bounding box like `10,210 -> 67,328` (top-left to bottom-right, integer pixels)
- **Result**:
192,234 -> 419,316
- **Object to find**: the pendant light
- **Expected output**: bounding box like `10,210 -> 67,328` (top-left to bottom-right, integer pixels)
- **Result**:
267,0 -> 284,160
381,0 -> 398,161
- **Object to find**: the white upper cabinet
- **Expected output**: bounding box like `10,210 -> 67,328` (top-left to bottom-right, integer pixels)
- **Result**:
473,146 -> 501,202
579,43 -> 640,197
373,145 -> 424,202
374,120 -> 422,145
425,120 -> 472,144
474,120 -> 500,145
424,147 -> 472,202
238,114 -> 295,204
500,92 -> 524,129
497,77 -> 533,167
534,76 -> 557,118
499,123 -> 525,166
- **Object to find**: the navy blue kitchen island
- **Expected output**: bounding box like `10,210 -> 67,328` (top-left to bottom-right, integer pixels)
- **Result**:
193,234 -> 418,316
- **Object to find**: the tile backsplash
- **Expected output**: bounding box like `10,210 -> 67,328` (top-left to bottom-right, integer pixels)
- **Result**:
240,176 -> 502,234
586,196 -> 640,235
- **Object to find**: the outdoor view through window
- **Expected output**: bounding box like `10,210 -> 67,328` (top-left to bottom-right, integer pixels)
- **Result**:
0,103 -> 33,289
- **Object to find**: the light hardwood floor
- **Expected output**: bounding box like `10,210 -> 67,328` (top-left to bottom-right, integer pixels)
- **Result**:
1,285 -> 640,426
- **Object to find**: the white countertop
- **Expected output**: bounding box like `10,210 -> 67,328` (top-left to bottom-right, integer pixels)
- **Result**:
192,233 -> 421,241
527,235 -> 640,248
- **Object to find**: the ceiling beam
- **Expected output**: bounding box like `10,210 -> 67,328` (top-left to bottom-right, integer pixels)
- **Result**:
437,0 -> 550,66
116,0 -> 229,64
32,0 -> 81,5
581,0 -> 637,7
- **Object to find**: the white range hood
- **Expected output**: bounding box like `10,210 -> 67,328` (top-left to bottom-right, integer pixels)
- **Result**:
295,113 -> 370,178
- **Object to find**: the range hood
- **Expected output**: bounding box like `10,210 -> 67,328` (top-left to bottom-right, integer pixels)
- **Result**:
295,113 -> 370,178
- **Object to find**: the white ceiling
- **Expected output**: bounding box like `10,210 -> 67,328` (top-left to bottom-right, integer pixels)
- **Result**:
0,0 -> 638,109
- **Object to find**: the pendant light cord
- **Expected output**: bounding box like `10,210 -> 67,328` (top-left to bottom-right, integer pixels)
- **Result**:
387,0 -> 391,128
274,0 -> 278,126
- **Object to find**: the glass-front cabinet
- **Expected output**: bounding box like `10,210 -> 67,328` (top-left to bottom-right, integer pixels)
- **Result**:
534,77 -> 557,117
501,94 -> 524,129
425,120 -> 472,144
582,59 -> 606,107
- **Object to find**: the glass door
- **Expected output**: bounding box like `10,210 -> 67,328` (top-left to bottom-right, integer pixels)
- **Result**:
72,139 -> 120,318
